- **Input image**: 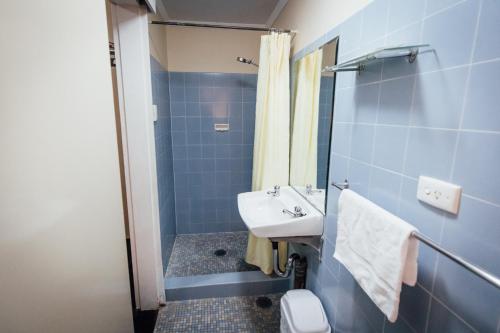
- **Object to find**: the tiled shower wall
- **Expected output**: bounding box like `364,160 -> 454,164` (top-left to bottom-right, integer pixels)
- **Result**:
293,0 -> 500,332
317,76 -> 334,189
151,58 -> 177,269
169,72 -> 257,234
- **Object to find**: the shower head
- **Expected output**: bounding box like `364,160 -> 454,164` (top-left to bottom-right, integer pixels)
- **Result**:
236,56 -> 259,67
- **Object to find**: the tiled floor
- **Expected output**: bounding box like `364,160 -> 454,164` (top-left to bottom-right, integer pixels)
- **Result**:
154,294 -> 282,333
165,232 -> 259,277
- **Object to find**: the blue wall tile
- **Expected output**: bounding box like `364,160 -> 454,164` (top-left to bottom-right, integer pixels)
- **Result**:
339,11 -> 363,55
404,128 -> 457,180
360,0 -> 389,44
368,167 -> 401,214
150,57 -> 176,272
331,123 -> 351,157
168,72 -> 256,233
411,67 -> 468,129
353,84 -> 379,123
425,0 -> 463,16
292,0 -> 500,331
426,297 -> 476,333
333,87 -> 355,122
419,0 -> 479,72
473,0 -> 500,62
452,131 -> 500,205
383,22 -> 422,79
348,159 -> 371,197
350,124 -> 375,163
388,0 -> 425,31
372,125 -> 407,172
462,60 -> 500,132
398,285 -> 431,333
378,77 -> 414,125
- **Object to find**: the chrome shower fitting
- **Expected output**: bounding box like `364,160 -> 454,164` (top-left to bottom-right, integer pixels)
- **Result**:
236,56 -> 259,67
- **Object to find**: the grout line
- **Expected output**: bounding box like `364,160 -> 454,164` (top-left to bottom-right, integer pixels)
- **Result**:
397,66 -> 418,214
334,121 -> 500,135
335,56 -> 500,91
449,0 -> 483,182
397,315 -> 419,333
423,294 -> 434,333
423,0 -> 468,20
462,193 -> 500,208
332,151 -> 500,207
429,293 -> 480,333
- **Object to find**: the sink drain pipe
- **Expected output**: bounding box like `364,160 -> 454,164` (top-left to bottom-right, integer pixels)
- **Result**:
272,242 -> 300,277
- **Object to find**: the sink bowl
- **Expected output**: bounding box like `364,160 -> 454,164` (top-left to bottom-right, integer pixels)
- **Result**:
237,186 -> 324,238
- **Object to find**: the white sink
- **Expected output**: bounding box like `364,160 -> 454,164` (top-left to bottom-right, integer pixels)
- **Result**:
237,186 -> 324,238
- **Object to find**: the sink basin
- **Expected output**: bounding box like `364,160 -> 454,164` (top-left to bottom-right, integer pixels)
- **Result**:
237,186 -> 324,238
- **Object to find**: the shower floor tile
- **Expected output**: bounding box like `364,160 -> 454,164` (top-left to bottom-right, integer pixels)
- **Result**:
154,293 -> 282,333
165,232 -> 259,277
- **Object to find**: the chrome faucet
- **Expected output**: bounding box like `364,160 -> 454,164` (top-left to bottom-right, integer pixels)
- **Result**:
282,206 -> 307,217
305,184 -> 322,195
267,185 -> 280,197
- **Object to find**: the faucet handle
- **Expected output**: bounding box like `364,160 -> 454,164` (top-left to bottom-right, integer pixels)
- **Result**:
294,206 -> 302,213
274,185 -> 280,190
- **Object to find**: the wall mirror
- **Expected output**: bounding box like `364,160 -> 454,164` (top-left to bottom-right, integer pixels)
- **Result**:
289,37 -> 338,214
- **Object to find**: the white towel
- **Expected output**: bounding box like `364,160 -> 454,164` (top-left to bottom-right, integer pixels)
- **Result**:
333,189 -> 419,323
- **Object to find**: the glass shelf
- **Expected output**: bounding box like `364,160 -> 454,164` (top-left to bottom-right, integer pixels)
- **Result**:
322,44 -> 430,72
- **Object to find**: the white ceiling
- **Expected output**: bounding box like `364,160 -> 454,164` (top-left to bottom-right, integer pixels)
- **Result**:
159,0 -> 288,28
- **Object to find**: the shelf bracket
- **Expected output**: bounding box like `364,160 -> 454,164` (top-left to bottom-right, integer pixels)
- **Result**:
408,49 -> 418,63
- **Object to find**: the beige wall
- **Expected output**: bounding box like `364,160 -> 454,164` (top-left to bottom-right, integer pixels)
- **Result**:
0,1 -> 133,332
274,0 -> 371,55
149,13 -> 169,69
166,26 -> 263,73
149,1 -> 370,72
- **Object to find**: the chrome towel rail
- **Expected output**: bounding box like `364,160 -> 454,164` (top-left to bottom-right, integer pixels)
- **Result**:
331,180 -> 500,289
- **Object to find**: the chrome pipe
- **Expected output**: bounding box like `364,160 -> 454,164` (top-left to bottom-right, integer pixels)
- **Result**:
412,232 -> 500,289
272,244 -> 300,277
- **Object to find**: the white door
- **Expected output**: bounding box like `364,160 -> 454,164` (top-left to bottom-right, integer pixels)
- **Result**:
111,3 -> 166,310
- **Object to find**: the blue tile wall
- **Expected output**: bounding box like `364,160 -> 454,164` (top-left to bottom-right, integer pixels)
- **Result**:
292,0 -> 500,332
169,72 -> 257,234
317,76 -> 334,189
151,57 -> 176,271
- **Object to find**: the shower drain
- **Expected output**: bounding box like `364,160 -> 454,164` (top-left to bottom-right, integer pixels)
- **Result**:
214,249 -> 227,257
256,296 -> 273,309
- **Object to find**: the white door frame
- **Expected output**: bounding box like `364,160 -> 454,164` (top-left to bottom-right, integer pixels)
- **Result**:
111,3 -> 165,310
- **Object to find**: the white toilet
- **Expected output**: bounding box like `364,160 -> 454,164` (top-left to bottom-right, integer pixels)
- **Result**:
280,289 -> 331,333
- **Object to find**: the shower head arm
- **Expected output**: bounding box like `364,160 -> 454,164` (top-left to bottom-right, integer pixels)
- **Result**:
236,56 -> 259,67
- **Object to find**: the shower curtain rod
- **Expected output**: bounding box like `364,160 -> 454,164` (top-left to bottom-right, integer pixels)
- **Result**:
149,20 -> 295,33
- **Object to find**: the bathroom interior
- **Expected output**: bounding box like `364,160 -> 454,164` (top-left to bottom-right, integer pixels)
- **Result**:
2,0 -> 500,332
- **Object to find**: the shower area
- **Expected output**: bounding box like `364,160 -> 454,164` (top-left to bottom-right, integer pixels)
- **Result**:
149,22 -> 289,299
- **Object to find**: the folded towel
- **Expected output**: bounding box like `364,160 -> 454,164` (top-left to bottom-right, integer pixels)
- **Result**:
333,189 -> 419,323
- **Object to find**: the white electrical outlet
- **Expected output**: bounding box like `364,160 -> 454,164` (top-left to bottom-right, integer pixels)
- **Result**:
417,176 -> 462,214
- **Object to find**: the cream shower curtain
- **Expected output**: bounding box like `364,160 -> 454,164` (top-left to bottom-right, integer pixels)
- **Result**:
245,32 -> 291,274
290,49 -> 323,187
